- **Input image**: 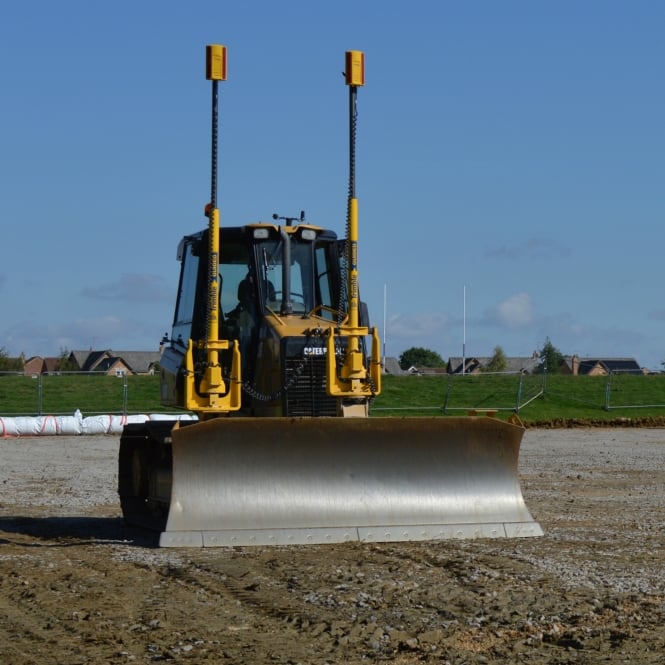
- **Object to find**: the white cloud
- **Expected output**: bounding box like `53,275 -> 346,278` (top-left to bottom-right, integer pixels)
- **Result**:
81,274 -> 171,303
1,315 -> 165,356
485,293 -> 534,329
647,309 -> 665,322
387,312 -> 450,340
383,312 -> 452,358
485,237 -> 571,260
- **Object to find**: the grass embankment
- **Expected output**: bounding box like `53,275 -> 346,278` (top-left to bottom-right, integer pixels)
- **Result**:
371,373 -> 665,426
1,372 -> 665,426
0,374 -> 166,416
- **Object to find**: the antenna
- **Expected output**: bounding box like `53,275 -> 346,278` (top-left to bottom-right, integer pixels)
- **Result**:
462,285 -> 466,375
272,211 -> 305,226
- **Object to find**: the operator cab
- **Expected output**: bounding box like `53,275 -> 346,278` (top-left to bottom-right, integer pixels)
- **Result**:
164,222 -> 345,396
171,222 -> 343,346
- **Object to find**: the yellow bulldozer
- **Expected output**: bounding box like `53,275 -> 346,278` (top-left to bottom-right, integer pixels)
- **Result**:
118,46 -> 543,547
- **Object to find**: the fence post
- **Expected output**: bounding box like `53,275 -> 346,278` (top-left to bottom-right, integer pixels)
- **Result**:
122,374 -> 129,415
604,372 -> 612,411
515,371 -> 523,413
37,374 -> 43,416
442,374 -> 453,414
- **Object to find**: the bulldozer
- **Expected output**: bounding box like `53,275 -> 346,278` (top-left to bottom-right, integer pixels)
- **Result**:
118,46 -> 543,547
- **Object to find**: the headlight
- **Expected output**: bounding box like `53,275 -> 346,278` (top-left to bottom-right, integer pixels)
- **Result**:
300,229 -> 317,241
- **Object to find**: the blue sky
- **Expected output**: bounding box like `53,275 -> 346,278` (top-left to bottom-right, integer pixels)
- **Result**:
1,1 -> 663,369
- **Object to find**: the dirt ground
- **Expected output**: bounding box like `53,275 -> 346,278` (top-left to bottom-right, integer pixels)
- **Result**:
1,428 -> 664,665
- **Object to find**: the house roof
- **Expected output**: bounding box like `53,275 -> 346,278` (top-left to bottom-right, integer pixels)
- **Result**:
448,356 -> 541,374
594,358 -> 640,373
93,356 -> 129,373
414,366 -> 448,375
82,350 -> 109,371
70,350 -> 96,370
571,357 -> 642,375
70,349 -> 161,374
23,356 -> 45,371
43,357 -> 61,372
111,351 -> 161,373
383,357 -> 404,375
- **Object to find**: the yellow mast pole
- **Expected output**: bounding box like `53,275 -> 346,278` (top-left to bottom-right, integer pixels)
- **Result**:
189,44 -> 241,412
327,49 -> 381,397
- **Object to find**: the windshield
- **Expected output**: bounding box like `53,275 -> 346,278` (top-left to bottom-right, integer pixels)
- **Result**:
255,234 -> 338,318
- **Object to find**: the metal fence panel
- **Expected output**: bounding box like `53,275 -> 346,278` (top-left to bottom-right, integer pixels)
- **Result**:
0,371 -> 163,416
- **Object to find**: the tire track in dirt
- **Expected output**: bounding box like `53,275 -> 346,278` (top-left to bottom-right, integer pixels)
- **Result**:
182,553 -> 352,659
2,430 -> 665,664
0,547 -> 126,665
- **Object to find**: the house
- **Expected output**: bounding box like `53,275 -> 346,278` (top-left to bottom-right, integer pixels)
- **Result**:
68,349 -> 162,376
23,356 -> 46,375
22,356 -> 64,375
382,357 -> 405,375
112,351 -> 162,375
69,350 -> 95,371
88,355 -> 133,377
43,357 -> 61,373
375,353 -> 645,377
412,366 -> 449,376
383,354 -> 543,376
560,355 -> 644,376
447,355 -> 542,375
447,357 -> 483,375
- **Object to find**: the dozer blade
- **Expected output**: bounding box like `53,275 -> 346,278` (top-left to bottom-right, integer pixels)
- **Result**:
160,416 -> 542,547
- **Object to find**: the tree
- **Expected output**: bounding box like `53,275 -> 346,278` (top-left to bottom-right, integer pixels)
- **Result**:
484,345 -> 507,372
55,347 -> 78,372
0,346 -> 23,372
537,337 -> 564,374
399,347 -> 445,370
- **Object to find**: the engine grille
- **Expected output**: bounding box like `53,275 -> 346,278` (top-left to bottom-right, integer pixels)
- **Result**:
283,355 -> 337,417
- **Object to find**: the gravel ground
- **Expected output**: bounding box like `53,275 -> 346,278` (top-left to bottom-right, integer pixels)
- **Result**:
0,428 -> 664,664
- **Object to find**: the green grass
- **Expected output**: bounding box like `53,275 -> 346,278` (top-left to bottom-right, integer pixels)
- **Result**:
370,373 -> 665,425
0,373 -> 167,416
2,371 -> 665,425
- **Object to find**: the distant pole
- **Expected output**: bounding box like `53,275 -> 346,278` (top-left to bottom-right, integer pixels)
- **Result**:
462,285 -> 466,375
382,283 -> 387,369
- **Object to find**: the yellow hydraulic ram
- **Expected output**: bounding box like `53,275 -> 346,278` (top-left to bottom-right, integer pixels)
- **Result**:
326,50 -> 382,397
185,45 -> 241,413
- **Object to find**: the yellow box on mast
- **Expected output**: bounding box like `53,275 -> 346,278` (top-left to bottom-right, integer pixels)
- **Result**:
345,50 -> 365,86
206,44 -> 227,81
